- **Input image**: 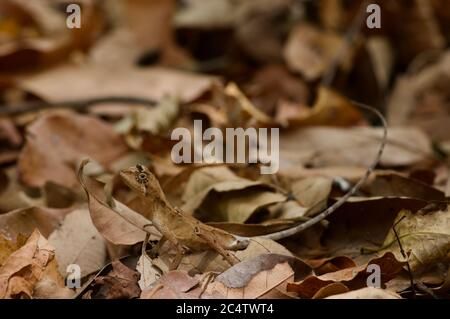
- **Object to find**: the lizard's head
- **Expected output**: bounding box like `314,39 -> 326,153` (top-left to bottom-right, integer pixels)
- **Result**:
119,164 -> 164,198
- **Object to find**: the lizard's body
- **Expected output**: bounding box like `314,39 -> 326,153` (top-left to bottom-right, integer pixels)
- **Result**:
120,165 -> 249,269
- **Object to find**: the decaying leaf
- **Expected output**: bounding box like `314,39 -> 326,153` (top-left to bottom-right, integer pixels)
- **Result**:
93,260 -> 141,299
181,166 -> 286,222
283,24 -> 354,81
48,208 -> 107,277
18,112 -> 128,188
0,206 -> 71,240
140,270 -> 210,299
77,160 -> 156,246
0,230 -> 56,299
380,208 -> 450,273
287,253 -> 404,299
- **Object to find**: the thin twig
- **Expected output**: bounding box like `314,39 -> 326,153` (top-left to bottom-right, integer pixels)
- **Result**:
392,215 -> 416,298
321,0 -> 370,87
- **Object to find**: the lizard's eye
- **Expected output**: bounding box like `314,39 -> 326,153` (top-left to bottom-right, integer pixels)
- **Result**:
136,173 -> 148,183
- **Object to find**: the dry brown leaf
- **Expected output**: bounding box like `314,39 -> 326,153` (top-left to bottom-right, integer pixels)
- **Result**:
287,253 -> 404,299
387,51 -> 450,144
0,229 -> 56,298
140,270 -> 211,299
48,208 -> 107,277
0,0 -> 104,72
305,256 -> 356,276
18,111 -> 128,188
181,166 -> 286,222
225,82 -> 273,124
279,126 -> 432,173
179,237 -> 294,274
276,86 -> 362,128
318,197 -> 432,258
291,176 -> 332,208
368,173 -> 445,200
0,167 -> 44,213
283,24 -> 353,81
19,64 -> 217,104
380,208 -> 450,273
0,206 -> 71,240
93,260 -> 141,299
245,65 -> 309,117
77,161 -> 156,246
32,276 -> 73,299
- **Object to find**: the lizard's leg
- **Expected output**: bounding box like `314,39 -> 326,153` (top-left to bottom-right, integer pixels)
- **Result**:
194,227 -> 240,266
160,230 -> 185,270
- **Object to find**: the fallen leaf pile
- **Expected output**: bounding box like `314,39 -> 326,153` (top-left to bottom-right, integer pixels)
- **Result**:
0,0 -> 449,299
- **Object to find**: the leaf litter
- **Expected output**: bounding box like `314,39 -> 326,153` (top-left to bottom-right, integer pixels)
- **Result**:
0,0 -> 449,300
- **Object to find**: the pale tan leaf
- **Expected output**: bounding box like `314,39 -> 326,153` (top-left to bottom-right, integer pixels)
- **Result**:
48,208 -> 107,277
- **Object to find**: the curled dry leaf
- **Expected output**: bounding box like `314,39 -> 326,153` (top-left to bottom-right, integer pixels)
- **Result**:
77,160 -> 157,246
380,208 -> 450,273
287,253 -> 404,299
48,208 -> 107,277
276,86 -> 362,128
305,256 -> 356,276
245,65 -> 310,117
18,112 -> 128,188
181,166 -> 286,223
0,229 -> 56,299
225,82 -> 273,124
283,24 -> 353,81
93,260 -> 141,299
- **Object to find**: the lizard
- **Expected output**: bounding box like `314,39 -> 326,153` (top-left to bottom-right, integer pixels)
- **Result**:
120,164 -> 250,270
119,102 -> 387,270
